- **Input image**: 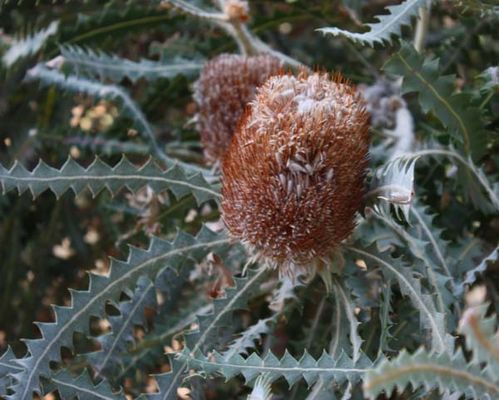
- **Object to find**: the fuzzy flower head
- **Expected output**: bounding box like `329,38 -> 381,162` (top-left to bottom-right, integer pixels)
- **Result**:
221,72 -> 370,276
194,53 -> 282,164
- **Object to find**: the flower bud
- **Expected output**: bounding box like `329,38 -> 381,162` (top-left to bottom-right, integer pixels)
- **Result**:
221,72 -> 370,276
224,0 -> 249,22
194,54 -> 282,163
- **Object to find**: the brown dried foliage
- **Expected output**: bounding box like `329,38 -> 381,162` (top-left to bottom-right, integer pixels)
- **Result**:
194,53 -> 282,163
221,72 -> 370,275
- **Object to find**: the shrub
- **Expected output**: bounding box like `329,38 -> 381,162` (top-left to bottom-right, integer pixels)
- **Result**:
0,1 -> 497,399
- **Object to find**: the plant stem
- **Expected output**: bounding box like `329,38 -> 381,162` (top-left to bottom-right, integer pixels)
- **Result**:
479,90 -> 495,110
413,1 -> 431,53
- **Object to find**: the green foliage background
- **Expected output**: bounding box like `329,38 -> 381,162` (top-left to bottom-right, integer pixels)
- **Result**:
0,0 -> 498,399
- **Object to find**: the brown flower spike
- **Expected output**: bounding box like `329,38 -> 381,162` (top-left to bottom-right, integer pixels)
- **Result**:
221,72 -> 370,276
194,54 -> 282,163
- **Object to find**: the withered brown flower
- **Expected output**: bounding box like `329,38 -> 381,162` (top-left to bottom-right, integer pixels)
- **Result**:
194,53 -> 282,164
221,72 -> 370,276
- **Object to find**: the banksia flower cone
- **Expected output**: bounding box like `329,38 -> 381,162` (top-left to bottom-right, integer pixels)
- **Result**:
221,72 -> 370,276
194,54 -> 282,163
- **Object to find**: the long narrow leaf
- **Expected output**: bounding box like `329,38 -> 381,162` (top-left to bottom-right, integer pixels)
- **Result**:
0,156 -> 220,205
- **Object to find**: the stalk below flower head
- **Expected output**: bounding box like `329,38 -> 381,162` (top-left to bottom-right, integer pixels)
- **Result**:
194,53 -> 282,164
221,72 -> 370,277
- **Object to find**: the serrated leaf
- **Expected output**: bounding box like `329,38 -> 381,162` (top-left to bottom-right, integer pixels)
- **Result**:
0,347 -> 23,396
144,268 -> 269,400
61,45 -> 203,83
2,21 -> 59,67
248,373 -> 274,400
0,156 -> 220,205
179,347 -> 373,388
364,347 -> 499,400
6,227 -> 230,400
269,274 -> 303,312
460,247 -> 498,293
86,277 -> 156,378
63,3 -> 173,45
449,237 -> 487,276
459,303 -> 499,380
222,318 -> 273,360
371,207 -> 453,320
328,285 -> 352,360
409,202 -> 453,279
364,301 -> 499,399
384,42 -> 487,161
117,302 -> 208,383
369,155 -> 417,221
346,246 -> 449,353
380,146 -> 499,214
332,279 -> 362,363
318,0 -> 428,46
378,281 -> 395,355
117,261 -> 210,377
51,370 -> 125,400
25,64 -> 208,170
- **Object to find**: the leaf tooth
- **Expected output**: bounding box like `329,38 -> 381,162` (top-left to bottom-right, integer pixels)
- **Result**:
172,230 -> 197,251
33,322 -> 59,341
5,227 -> 227,398
147,236 -> 173,255
51,304 -> 74,324
318,0 -> 428,46
262,351 -> 280,368
113,155 -> 135,172
279,350 -> 300,387
53,369 -> 125,400
108,259 -> 129,281
217,353 -> 241,381
299,350 -> 319,386
7,161 -> 29,196
317,349 -> 335,368
88,272 -> 110,293
223,350 -> 244,363
241,353 -> 263,383
0,156 -> 220,205
60,44 -> 202,84
12,354 -> 34,371
30,161 -> 55,198
358,350 -> 376,369
126,243 -> 153,265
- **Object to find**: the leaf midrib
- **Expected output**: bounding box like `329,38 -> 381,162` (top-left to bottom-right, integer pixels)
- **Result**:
160,269 -> 267,400
0,172 -> 221,199
347,247 -> 446,352
365,363 -> 499,394
395,52 -> 471,155
66,56 -> 203,74
16,237 -> 231,399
